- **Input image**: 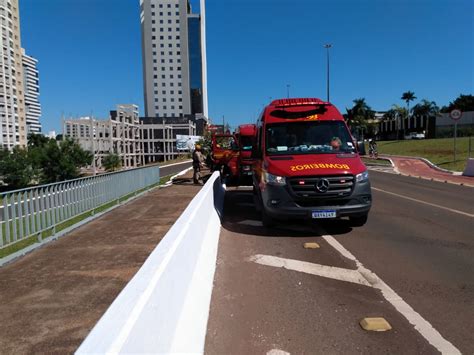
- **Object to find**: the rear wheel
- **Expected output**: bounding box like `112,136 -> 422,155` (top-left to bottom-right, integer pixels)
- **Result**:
349,214 -> 368,227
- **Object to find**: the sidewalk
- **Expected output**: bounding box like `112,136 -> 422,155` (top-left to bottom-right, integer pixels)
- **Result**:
380,155 -> 474,187
0,171 -> 202,354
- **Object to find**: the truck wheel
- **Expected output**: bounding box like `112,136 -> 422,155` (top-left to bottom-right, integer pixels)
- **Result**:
261,208 -> 276,228
349,214 -> 368,227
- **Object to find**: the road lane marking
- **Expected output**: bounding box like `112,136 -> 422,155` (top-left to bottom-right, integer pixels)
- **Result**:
249,254 -> 371,286
372,187 -> 474,218
322,234 -> 461,355
267,349 -> 290,355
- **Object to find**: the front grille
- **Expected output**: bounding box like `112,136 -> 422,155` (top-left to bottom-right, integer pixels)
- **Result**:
288,175 -> 354,198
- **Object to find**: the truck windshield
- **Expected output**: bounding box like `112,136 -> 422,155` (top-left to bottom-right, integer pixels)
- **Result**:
266,121 -> 356,155
240,136 -> 254,151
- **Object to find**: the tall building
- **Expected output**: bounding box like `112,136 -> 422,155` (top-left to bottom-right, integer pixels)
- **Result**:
0,0 -> 27,149
140,0 -> 208,119
22,49 -> 42,134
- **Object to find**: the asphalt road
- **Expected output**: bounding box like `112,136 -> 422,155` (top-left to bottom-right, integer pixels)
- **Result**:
206,171 -> 474,354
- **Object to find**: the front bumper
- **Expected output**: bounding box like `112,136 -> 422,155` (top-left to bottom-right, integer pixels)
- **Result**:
259,180 -> 372,220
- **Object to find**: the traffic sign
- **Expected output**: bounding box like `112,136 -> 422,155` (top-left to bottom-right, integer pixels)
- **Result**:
450,109 -> 462,121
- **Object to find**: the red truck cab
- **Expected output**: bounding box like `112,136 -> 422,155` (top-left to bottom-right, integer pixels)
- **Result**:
253,98 -> 371,227
236,124 -> 257,181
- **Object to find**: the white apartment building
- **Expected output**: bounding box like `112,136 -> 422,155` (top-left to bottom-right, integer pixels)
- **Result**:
22,49 -> 41,134
140,0 -> 208,119
0,0 -> 27,149
63,105 -> 144,170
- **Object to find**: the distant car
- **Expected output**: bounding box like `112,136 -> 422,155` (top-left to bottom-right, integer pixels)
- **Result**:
404,132 -> 425,140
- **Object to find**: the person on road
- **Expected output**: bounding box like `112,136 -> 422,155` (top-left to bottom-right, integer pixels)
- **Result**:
369,139 -> 378,158
192,144 -> 205,184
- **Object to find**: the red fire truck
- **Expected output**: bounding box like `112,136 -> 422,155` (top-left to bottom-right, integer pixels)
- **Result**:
210,133 -> 240,180
252,98 -> 372,227
235,124 -> 257,182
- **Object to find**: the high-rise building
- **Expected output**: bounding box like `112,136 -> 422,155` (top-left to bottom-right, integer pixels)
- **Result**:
22,49 -> 42,134
140,0 -> 208,119
0,0 -> 27,149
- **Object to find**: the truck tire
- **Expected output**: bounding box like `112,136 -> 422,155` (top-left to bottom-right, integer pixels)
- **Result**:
349,214 -> 368,227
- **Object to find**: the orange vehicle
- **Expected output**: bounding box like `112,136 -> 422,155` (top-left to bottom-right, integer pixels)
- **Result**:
253,98 -> 372,227
210,133 -> 240,179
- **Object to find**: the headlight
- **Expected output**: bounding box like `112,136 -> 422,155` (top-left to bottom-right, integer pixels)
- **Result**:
356,170 -> 369,183
264,172 -> 286,186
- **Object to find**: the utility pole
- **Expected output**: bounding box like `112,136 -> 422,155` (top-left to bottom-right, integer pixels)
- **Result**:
324,44 -> 332,102
286,84 -> 290,99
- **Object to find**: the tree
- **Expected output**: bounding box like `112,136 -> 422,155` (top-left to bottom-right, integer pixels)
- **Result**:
412,99 -> 439,118
345,98 -> 376,138
384,105 -> 407,140
0,147 -> 36,189
32,137 -> 92,183
440,94 -> 474,113
102,153 -> 122,172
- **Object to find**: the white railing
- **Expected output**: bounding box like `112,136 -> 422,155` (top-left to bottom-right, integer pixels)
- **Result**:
0,165 -> 160,251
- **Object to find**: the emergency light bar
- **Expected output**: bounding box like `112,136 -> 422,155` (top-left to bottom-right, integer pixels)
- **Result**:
270,98 -> 330,107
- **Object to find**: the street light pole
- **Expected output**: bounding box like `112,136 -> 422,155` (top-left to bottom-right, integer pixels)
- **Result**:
324,44 -> 332,102
286,84 -> 290,99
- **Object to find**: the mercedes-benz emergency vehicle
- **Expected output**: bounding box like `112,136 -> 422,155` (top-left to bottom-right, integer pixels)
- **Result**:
253,98 -> 372,227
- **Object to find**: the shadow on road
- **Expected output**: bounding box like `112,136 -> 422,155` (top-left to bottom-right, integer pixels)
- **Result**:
221,189 -> 353,238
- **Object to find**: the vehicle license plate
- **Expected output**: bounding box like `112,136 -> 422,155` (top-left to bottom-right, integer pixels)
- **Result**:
312,210 -> 337,219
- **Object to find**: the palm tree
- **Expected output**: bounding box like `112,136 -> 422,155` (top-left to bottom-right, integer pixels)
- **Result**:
384,105 -> 407,140
412,99 -> 439,137
346,98 -> 375,139
401,91 -> 417,136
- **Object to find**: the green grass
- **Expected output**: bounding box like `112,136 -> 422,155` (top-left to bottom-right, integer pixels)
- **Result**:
0,174 -> 175,260
370,137 -> 473,172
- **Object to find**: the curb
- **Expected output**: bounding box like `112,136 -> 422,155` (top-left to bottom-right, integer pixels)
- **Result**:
380,154 -> 461,175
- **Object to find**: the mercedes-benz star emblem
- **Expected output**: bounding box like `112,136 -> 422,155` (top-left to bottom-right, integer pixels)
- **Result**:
316,179 -> 330,193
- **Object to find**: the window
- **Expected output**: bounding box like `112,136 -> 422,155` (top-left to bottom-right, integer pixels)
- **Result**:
171,106 -> 175,110
168,27 -> 172,31
160,28 -> 164,32
161,51 -> 165,55
161,75 -> 166,79
179,105 -> 183,109
161,67 -> 165,71
170,90 -> 175,94
152,20 -> 156,24
175,4 -> 179,8
168,35 -> 172,39
171,98 -> 175,102
153,75 -> 158,79
151,4 -> 155,8
177,66 -> 181,70
154,90 -> 158,94
168,19 -> 172,24
152,36 -> 156,40
170,82 -> 174,86
178,90 -> 182,94
155,98 -> 159,102
176,43 -> 180,48
167,4 -> 171,8
160,43 -> 164,48
178,74 -> 181,78
160,35 -> 164,40
153,59 -> 157,63
162,90 -> 166,94
169,58 -> 174,63
178,98 -> 182,102
176,19 -> 180,23
151,12 -> 155,16
175,12 -> 179,15
176,35 -> 180,40
170,74 -> 174,78
152,44 -> 157,48
168,12 -> 171,15
159,12 -> 163,16
161,59 -> 165,63
160,19 -> 163,23
159,4 -> 163,8
168,43 -> 172,48
163,98 -> 167,102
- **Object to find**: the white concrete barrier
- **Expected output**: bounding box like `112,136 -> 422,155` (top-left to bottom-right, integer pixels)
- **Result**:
463,158 -> 474,177
76,171 -> 224,354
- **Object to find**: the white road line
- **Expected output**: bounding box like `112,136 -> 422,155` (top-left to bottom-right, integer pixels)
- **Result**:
267,349 -> 290,355
372,187 -> 474,218
322,235 -> 461,355
249,254 -> 371,287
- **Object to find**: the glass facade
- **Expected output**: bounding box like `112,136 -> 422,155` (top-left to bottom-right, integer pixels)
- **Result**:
187,16 -> 203,114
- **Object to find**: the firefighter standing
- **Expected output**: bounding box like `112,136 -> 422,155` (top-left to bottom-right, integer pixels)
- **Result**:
192,144 -> 205,184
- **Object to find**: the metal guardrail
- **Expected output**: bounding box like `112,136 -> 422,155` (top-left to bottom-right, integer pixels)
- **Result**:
1,165 -> 160,250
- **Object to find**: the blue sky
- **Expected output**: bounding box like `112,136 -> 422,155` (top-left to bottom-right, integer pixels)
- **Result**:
20,0 -> 473,133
